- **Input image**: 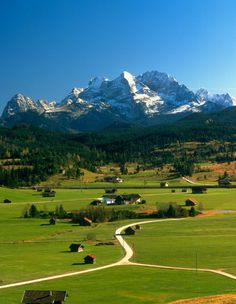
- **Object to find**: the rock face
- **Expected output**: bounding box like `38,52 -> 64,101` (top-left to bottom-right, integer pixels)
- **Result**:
2,71 -> 236,132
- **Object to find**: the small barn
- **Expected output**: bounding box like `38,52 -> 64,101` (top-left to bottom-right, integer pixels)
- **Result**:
185,198 -> 198,206
84,254 -> 96,264
160,182 -> 169,188
42,188 -> 56,197
124,226 -> 135,235
105,187 -> 117,194
69,243 -> 84,252
49,218 -> 56,225
104,176 -> 123,183
21,290 -> 68,304
192,187 -> 207,194
3,199 -> 11,204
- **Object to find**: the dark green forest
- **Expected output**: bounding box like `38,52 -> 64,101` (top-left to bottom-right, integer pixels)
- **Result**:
1,107 -> 236,187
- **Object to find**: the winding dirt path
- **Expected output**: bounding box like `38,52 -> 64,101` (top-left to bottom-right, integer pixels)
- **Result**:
1,218 -> 236,290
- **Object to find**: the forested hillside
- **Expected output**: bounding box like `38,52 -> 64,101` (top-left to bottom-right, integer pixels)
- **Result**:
1,107 -> 236,187
0,125 -> 97,187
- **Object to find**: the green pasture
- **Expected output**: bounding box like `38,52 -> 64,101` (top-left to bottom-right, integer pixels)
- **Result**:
127,215 -> 236,275
0,215 -> 126,284
0,186 -> 236,302
1,187 -> 236,216
1,266 -> 236,304
43,168 -> 191,188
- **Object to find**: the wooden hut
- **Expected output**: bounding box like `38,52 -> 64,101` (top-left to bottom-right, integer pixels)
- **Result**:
105,187 -> 117,194
84,254 -> 96,264
21,290 -> 68,304
3,199 -> 11,204
160,182 -> 169,188
49,218 -> 56,225
185,198 -> 198,206
191,187 -> 207,194
124,226 -> 135,235
69,243 -> 84,252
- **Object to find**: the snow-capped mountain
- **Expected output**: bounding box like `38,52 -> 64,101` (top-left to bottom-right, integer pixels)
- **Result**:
2,71 -> 236,132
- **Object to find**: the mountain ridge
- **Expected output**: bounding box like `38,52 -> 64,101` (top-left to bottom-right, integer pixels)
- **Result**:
2,70 -> 236,132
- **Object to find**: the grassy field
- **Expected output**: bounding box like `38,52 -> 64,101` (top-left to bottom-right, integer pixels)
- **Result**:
0,219 -> 122,284
0,266 -> 236,304
1,186 -> 236,210
41,160 -> 236,188
126,215 -> 236,275
39,167 -> 191,188
0,186 -> 236,302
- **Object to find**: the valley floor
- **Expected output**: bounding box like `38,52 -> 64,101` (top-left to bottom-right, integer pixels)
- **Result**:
1,187 -> 236,303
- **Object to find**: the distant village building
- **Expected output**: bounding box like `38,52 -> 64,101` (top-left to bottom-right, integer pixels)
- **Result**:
102,194 -> 141,205
185,198 -> 198,206
160,182 -> 169,188
191,187 -> 207,194
69,243 -> 84,252
84,254 -> 96,264
124,226 -> 135,235
101,194 -> 117,205
42,188 -> 56,197
104,176 -> 123,183
105,187 -> 117,194
21,290 -> 68,304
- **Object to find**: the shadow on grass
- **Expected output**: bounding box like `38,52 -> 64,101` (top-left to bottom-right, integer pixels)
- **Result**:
72,262 -> 85,266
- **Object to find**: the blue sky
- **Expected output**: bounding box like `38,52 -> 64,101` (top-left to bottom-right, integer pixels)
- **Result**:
0,0 -> 236,111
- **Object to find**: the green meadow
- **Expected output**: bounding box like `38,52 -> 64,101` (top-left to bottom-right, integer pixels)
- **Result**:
0,186 -> 236,302
126,215 -> 236,275
0,266 -> 236,304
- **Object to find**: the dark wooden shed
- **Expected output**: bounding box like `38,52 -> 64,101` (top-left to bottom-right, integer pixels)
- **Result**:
84,254 -> 96,264
105,187 -> 117,194
185,198 -> 198,206
49,218 -> 56,225
3,199 -> 11,204
124,226 -> 135,235
69,243 -> 84,252
192,187 -> 207,194
21,290 -> 68,304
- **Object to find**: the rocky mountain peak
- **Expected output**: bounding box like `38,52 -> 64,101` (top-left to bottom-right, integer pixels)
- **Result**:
1,70 -> 236,132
